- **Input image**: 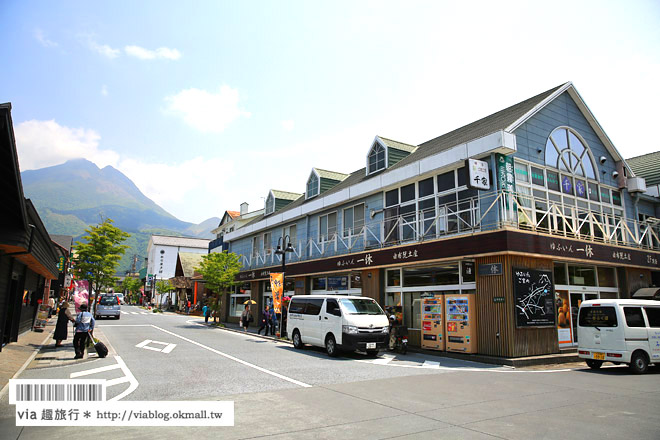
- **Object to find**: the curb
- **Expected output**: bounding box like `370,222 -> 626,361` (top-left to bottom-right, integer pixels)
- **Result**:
199,321 -> 293,345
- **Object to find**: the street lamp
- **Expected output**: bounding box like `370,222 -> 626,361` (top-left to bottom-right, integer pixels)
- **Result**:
275,235 -> 294,337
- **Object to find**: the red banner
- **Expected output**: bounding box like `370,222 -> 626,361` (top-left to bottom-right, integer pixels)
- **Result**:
270,273 -> 284,314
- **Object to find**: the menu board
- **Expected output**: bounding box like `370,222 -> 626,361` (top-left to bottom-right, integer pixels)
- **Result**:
513,268 -> 555,327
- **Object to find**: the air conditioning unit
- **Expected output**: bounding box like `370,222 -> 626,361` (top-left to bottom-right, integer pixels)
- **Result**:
627,176 -> 647,193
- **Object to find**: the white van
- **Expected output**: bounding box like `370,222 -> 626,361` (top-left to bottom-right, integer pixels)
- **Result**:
287,295 -> 390,357
577,299 -> 660,374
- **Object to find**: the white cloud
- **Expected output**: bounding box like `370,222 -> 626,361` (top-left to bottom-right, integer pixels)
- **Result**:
164,85 -> 251,133
89,40 -> 120,59
34,29 -> 58,48
125,45 -> 181,60
281,120 -> 295,131
14,120 -> 118,170
101,85 -> 108,96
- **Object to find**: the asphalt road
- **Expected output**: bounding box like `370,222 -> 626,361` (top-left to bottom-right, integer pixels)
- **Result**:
1,305 -> 659,439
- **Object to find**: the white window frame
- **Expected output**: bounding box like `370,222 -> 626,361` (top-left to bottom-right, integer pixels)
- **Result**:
319,211 -> 337,242
263,232 -> 272,255
366,141 -> 387,175
306,170 -> 320,199
283,224 -> 297,247
230,294 -> 250,317
265,191 -> 275,215
342,203 -> 365,237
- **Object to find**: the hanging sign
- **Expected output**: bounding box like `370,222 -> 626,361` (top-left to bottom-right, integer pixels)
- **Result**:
270,273 -> 284,314
466,158 -> 490,190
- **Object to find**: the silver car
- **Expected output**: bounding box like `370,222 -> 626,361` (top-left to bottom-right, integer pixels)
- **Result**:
95,295 -> 121,319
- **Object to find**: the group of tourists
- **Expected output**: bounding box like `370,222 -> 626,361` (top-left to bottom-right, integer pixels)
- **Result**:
52,293 -> 96,359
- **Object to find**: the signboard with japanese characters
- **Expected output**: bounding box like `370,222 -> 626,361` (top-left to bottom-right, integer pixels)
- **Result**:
466,158 -> 490,190
513,268 -> 555,328
496,153 -> 516,194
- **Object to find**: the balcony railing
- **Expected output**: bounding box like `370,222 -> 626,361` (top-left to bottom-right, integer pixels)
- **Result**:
236,190 -> 660,269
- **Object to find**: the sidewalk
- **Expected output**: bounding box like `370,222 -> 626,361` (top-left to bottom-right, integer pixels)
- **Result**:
0,310 -> 109,399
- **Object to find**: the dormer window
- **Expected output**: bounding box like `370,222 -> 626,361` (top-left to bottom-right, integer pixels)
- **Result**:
265,192 -> 275,215
307,172 -> 319,199
367,143 -> 386,175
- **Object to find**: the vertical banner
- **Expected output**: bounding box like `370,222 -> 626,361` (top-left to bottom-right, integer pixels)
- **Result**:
270,273 -> 284,314
496,153 -> 517,219
73,280 -> 89,314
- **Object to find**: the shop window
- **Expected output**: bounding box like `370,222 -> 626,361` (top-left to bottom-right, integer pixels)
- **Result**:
385,292 -> 402,324
387,269 -> 401,287
327,276 -> 348,291
403,264 -> 459,287
230,295 -> 250,317
461,261 -> 475,283
554,263 -> 567,285
644,307 -> 660,327
312,277 -> 326,291
403,291 -> 422,330
624,307 -> 645,328
568,265 -> 596,286
597,267 -> 616,287
350,273 -> 362,289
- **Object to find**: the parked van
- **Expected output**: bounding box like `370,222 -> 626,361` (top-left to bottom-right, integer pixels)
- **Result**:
287,295 -> 390,357
577,299 -> 660,374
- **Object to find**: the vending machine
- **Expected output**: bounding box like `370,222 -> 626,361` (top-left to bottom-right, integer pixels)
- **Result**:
445,293 -> 477,353
421,294 -> 444,350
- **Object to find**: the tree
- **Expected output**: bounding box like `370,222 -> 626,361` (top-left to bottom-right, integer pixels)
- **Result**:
123,277 -> 143,304
155,279 -> 174,309
195,251 -> 242,322
73,219 -> 130,308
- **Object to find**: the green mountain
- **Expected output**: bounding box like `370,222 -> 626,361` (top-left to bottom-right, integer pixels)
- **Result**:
21,159 -> 219,274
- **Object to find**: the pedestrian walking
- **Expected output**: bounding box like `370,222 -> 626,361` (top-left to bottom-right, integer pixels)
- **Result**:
258,305 -> 272,335
241,305 -> 252,331
271,310 -> 279,336
73,303 -> 95,359
47,295 -> 55,318
202,303 -> 210,323
53,300 -> 75,347
186,300 -> 191,314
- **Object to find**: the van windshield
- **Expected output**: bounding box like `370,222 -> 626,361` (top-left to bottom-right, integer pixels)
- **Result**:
578,306 -> 617,327
339,298 -> 384,315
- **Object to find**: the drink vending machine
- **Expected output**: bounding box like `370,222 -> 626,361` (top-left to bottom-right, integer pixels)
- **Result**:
445,293 -> 477,353
421,294 -> 444,350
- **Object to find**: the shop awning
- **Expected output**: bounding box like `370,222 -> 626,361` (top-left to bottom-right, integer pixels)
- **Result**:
632,287 -> 660,300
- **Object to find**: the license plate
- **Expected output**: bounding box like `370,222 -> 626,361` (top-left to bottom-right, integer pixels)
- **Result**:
366,343 -> 376,349
593,352 -> 605,360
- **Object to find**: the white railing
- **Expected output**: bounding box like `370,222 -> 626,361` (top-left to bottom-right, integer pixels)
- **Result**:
238,190 -> 660,269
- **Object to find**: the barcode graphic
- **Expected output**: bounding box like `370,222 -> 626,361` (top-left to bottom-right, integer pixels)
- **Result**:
14,384 -> 102,402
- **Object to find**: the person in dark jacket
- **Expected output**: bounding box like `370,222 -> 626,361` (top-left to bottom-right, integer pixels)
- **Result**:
241,305 -> 252,331
53,300 -> 75,347
73,303 -> 95,359
258,305 -> 272,335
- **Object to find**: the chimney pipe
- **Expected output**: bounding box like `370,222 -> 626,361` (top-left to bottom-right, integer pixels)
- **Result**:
240,202 -> 248,215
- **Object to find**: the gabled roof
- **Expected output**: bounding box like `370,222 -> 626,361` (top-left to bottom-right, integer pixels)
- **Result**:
227,210 -> 240,218
271,190 -> 303,201
150,235 -> 210,248
377,136 -> 417,153
177,252 -> 205,278
627,151 -> 660,186
314,168 -> 349,182
50,234 -> 73,252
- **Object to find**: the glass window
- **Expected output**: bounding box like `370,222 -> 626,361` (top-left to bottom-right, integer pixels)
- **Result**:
401,184 -> 415,203
312,277 -> 326,290
575,179 -> 587,199
307,173 -> 319,198
265,193 -> 275,214
326,299 -> 340,315
386,189 -> 399,207
339,298 -> 384,315
385,292 -> 402,324
587,182 -> 599,201
305,299 -> 323,315
531,167 -> 545,186
644,307 -> 660,328
568,265 -> 596,286
545,139 -> 559,169
368,144 -> 386,174
288,298 -> 306,314
437,171 -> 455,193
403,264 -> 459,287
612,190 -> 622,206
230,295 -> 250,316
597,267 -> 616,287
350,272 -> 362,289
461,261 -> 475,283
99,297 -> 118,306
624,307 -> 645,328
319,213 -> 337,240
561,175 -> 573,195
418,177 -> 434,198
547,171 -> 560,192
554,263 -> 567,285
600,188 -> 610,204
514,162 -> 529,182
457,167 -> 467,187
579,306 -> 618,327
387,269 -> 401,287
545,127 -> 598,179
403,291 -> 422,329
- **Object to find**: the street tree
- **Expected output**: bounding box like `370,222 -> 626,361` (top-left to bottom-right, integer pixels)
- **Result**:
72,219 -> 130,307
123,277 -> 143,304
155,279 -> 174,309
195,251 -> 242,322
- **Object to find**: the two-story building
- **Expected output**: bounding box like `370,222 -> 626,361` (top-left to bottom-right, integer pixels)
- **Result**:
222,82 -> 660,357
209,203 -> 264,253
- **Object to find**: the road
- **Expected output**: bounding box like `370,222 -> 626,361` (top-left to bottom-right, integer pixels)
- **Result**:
1,305 -> 659,439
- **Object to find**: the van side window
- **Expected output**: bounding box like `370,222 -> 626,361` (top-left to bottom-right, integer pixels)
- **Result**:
644,307 -> 660,328
289,299 -> 306,314
306,299 -> 324,315
326,299 -> 340,316
578,306 -> 617,327
623,307 -> 646,328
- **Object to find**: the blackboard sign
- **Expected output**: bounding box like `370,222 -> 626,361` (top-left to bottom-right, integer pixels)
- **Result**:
513,268 -> 555,327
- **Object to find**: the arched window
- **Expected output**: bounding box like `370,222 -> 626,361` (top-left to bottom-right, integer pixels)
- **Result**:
368,143 -> 386,174
544,127 -> 597,180
265,193 -> 275,215
306,173 -> 319,199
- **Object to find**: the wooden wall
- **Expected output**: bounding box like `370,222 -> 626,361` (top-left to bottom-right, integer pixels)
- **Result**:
360,269 -> 380,303
476,254 -> 559,357
623,267 -> 652,299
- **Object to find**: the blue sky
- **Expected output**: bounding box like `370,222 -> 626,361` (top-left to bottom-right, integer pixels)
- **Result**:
2,1 -> 659,223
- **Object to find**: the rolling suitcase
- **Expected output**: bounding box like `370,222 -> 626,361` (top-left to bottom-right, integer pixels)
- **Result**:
88,332 -> 108,358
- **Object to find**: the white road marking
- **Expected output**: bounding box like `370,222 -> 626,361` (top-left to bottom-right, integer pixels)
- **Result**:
135,340 -> 152,348
109,356 -> 139,401
70,364 -> 121,378
106,376 -> 131,387
131,312 -> 139,315
372,355 -> 395,365
151,324 -> 312,388
135,339 -> 177,353
121,311 -> 129,315
422,360 -> 440,368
